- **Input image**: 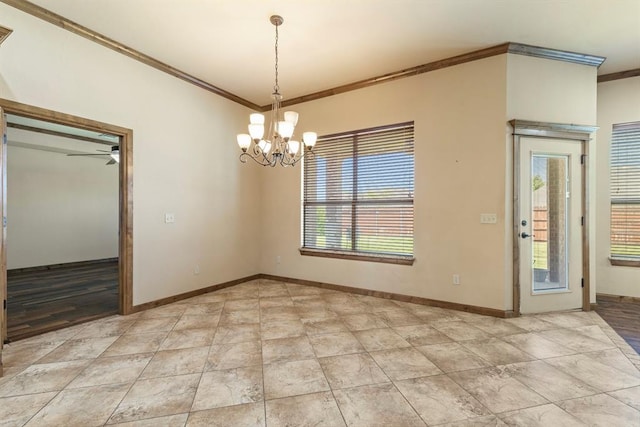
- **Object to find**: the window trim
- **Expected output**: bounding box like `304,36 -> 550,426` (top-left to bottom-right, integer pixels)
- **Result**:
302,122 -> 415,263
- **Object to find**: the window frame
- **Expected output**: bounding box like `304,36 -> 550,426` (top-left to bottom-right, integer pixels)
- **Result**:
300,122 -> 415,265
609,121 -> 640,267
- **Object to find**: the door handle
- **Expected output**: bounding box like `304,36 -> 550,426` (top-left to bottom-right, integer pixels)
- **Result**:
521,232 -> 532,239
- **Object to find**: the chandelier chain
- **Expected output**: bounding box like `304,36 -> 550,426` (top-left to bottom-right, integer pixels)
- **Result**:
274,23 -> 279,93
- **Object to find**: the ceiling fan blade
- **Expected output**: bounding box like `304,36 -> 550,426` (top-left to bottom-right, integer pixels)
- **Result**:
106,159 -> 116,165
67,153 -> 110,156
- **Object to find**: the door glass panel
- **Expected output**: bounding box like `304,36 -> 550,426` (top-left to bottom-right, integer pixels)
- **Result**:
531,155 -> 569,292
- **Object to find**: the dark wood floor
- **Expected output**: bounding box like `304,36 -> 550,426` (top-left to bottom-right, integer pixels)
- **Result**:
7,259 -> 118,342
595,294 -> 640,354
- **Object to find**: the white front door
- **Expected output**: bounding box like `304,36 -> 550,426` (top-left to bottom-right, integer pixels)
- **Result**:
519,137 -> 583,314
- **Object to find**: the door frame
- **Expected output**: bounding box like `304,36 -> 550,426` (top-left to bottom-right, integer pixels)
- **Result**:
0,98 -> 134,347
510,120 -> 597,316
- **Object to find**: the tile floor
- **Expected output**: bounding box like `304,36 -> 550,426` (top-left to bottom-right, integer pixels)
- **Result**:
1,279 -> 639,426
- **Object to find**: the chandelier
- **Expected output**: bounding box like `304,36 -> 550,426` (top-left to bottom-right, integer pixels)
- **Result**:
236,15 -> 317,167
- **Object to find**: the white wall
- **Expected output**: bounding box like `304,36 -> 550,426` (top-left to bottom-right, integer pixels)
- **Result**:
595,76 -> 640,298
0,4 -> 262,305
7,137 -> 118,269
506,54 -> 598,304
259,55 -> 512,311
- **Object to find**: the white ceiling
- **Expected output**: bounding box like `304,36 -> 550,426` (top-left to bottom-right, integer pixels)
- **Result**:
29,0 -> 640,106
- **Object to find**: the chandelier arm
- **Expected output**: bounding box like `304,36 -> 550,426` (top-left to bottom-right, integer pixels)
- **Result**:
240,151 -> 277,167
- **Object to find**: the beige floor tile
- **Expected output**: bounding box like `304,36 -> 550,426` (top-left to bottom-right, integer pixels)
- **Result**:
191,366 -> 263,411
503,360 -> 598,402
539,327 -> 615,353
558,393 -> 640,427
334,383 -> 425,427
173,315 -> 220,330
68,353 -> 153,388
259,285 -> 290,298
504,316 -> 557,332
140,347 -> 209,379
223,298 -> 259,311
608,385 -> 640,410
219,309 -> 260,325
416,342 -> 490,372
340,313 -> 389,331
110,413 -> 189,427
392,324 -> 452,346
584,348 -> 640,378
212,324 -> 261,345
461,338 -> 536,365
328,301 -> 371,316
263,359 -> 330,400
501,332 -> 576,359
432,321 -> 492,341
373,309 -> 424,327
182,302 -> 224,315
499,403 -> 585,427
0,360 -> 90,397
262,336 -> 316,364
439,416 -> 508,426
405,305 -> 462,323
470,317 -> 527,336
261,306 -> 300,322
72,318 -> 136,339
370,347 -> 441,380
539,312 -> 596,329
102,331 -> 168,357
319,353 -> 389,389
303,318 -> 349,335
206,341 -> 262,371
260,319 -> 306,340
1,340 -> 66,368
36,336 -> 119,363
259,296 -> 294,308
186,402 -> 265,427
0,392 -> 57,427
266,391 -> 346,427
159,328 -> 214,350
353,328 -> 411,351
449,368 -> 548,413
287,284 -> 324,297
308,331 -> 365,357
25,383 -> 130,427
108,374 -> 200,424
139,304 -> 188,319
299,306 -> 340,321
126,316 -> 181,334
545,353 -> 640,392
395,375 -> 490,425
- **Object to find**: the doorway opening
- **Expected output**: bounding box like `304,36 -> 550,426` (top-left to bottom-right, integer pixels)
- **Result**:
0,99 -> 133,349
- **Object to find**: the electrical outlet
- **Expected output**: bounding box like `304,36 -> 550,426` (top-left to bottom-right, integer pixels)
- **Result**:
276,256 -> 281,264
453,274 -> 460,285
480,213 -> 497,224
164,213 -> 175,223
194,264 -> 200,275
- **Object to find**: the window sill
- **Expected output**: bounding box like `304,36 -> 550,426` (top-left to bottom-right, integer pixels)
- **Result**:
609,257 -> 640,267
299,248 -> 415,265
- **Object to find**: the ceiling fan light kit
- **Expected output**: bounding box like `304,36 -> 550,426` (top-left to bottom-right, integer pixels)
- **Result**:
236,15 -> 317,167
66,145 -> 120,165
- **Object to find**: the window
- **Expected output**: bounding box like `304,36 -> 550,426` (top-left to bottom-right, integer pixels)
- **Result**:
610,121 -> 640,261
302,122 -> 414,264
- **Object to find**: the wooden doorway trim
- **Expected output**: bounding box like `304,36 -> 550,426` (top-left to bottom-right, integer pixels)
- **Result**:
0,99 -> 134,334
510,120 -> 597,316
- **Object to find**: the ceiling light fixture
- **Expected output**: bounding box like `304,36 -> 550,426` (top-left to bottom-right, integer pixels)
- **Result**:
237,15 -> 317,167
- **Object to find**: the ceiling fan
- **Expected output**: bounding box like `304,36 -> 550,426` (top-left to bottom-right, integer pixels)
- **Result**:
67,145 -> 120,165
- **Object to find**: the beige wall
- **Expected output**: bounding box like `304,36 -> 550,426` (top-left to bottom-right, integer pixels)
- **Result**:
506,54 -> 598,304
259,55 -> 512,311
0,4 -> 262,304
7,139 -> 118,269
595,76 -> 640,298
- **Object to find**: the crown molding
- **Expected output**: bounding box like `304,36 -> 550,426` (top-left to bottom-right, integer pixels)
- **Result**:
3,0 -> 610,111
0,24 -> 12,45
0,0 -> 261,110
598,68 -> 640,83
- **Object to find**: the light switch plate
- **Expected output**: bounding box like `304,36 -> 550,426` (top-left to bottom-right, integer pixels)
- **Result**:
480,213 -> 497,224
164,213 -> 175,223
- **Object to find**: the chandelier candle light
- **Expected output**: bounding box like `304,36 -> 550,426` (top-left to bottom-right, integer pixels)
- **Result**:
237,15 -> 317,167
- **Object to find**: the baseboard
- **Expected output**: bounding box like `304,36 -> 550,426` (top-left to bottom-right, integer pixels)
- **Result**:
128,272 -> 514,319
8,257 -> 118,275
260,274 -> 515,318
131,274 -> 262,313
596,293 -> 640,304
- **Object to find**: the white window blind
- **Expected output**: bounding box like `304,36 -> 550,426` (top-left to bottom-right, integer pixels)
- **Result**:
610,121 -> 640,259
303,122 -> 414,258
